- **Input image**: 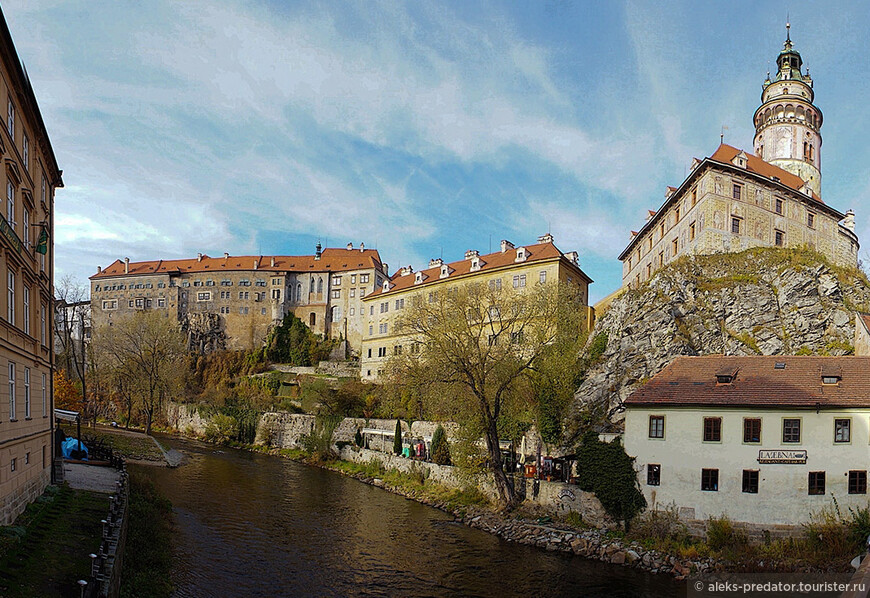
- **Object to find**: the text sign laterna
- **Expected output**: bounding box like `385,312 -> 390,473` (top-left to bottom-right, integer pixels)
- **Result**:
757,449 -> 807,464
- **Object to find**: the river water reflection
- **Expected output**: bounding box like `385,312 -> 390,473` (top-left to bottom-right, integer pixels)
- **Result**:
134,437 -> 682,597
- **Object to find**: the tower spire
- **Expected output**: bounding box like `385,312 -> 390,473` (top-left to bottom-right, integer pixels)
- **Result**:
784,16 -> 792,49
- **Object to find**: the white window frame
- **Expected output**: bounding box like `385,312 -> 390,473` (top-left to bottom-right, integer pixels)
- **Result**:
22,134 -> 28,169
6,182 -> 13,229
41,372 -> 46,416
7,269 -> 14,325
8,362 -> 15,420
23,367 -> 29,419
7,98 -> 14,139
22,286 -> 29,335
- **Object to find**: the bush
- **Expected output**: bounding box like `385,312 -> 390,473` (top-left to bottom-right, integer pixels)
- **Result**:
706,516 -> 748,553
300,415 -> 341,461
632,503 -> 688,542
203,414 -> 239,445
393,420 -> 403,455
430,425 -> 451,465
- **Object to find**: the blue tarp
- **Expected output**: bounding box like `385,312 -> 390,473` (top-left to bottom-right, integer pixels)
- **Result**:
61,437 -> 88,460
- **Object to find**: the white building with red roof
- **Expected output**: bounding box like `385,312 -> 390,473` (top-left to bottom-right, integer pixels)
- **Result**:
619,31 -> 859,290
625,355 -> 870,527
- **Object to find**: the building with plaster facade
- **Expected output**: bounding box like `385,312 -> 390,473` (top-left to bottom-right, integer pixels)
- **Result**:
619,29 -> 859,289
624,356 -> 870,526
0,8 -> 63,524
358,235 -> 593,380
89,244 -> 387,354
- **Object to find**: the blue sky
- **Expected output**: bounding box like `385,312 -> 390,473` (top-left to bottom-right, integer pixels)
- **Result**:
4,1 -> 870,302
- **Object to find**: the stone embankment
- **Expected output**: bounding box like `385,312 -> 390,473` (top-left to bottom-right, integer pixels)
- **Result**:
329,449 -> 710,580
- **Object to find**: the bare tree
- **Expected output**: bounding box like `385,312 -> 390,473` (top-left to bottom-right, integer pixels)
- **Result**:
55,276 -> 92,422
389,281 -> 587,507
92,311 -> 188,434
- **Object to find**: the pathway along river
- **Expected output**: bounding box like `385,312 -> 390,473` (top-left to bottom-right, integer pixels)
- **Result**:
134,437 -> 682,597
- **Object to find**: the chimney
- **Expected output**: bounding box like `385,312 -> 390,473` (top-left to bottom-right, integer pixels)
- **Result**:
537,233 -> 554,244
429,258 -> 443,268
565,251 -> 579,264
315,243 -> 322,260
197,253 -> 203,262
346,242 -> 353,250
464,249 -> 479,260
124,257 -> 129,273
645,210 -> 656,222
270,256 -> 276,267
383,263 -> 389,276
253,260 -> 259,270
97,265 -> 102,274
844,210 -> 856,232
400,265 -> 414,276
224,252 -> 229,260
500,239 -> 514,253
359,242 -> 365,252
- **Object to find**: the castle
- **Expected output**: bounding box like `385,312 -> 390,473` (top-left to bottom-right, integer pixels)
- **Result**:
619,26 -> 859,289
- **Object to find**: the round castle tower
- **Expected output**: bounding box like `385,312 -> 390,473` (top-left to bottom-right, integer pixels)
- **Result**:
753,24 -> 823,197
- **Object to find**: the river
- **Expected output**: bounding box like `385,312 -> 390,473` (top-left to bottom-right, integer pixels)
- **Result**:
133,437 -> 682,597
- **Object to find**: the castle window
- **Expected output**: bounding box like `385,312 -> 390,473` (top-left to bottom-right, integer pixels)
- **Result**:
674,206 -> 680,223
807,212 -> 815,228
775,230 -> 784,246
731,217 -> 741,234
743,418 -> 761,443
783,418 -> 801,443
671,238 -> 678,257
835,419 -> 851,443
691,188 -> 697,206
732,184 -> 742,200
703,417 -> 722,442
649,415 -> 664,438
658,251 -> 664,266
659,223 -> 664,239
775,197 -> 783,214
689,222 -> 696,241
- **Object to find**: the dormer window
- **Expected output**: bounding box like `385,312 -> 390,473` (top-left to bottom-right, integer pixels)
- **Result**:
414,272 -> 424,284
383,280 -> 390,292
470,258 -> 480,271
716,375 -> 734,384
440,265 -> 450,279
822,376 -> 840,385
515,247 -> 527,262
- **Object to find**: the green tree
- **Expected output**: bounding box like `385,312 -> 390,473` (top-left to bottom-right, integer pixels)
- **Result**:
388,281 -> 588,507
393,419 -> 403,455
430,425 -> 451,465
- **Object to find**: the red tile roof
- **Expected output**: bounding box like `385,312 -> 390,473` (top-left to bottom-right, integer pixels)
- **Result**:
90,248 -> 383,279
710,144 -> 823,204
625,356 -> 870,409
367,241 -> 591,298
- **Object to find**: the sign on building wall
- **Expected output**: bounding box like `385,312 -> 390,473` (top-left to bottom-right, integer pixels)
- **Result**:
757,449 -> 808,464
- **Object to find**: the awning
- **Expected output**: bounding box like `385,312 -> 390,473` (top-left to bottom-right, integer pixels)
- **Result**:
54,409 -> 80,422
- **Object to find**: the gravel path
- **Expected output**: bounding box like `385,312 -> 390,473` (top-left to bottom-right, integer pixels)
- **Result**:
63,463 -> 121,493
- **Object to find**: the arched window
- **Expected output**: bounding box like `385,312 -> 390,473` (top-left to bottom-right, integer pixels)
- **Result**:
296,283 -> 302,302
317,277 -> 323,294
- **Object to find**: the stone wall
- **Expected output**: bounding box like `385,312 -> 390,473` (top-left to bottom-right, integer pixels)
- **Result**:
1,467 -> 50,525
338,445 -> 613,527
165,402 -> 211,437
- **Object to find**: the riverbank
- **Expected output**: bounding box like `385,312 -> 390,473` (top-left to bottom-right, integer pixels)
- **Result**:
169,433 -> 861,581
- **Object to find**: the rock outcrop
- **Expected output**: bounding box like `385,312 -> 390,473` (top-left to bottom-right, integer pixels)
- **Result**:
570,248 -> 870,436
182,312 -> 228,354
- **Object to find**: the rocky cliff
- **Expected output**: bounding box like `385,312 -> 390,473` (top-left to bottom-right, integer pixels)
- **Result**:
569,248 -> 870,436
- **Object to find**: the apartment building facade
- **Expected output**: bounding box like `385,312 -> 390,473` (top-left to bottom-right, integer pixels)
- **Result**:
0,8 -> 63,524
358,235 -> 593,380
89,244 -> 387,354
